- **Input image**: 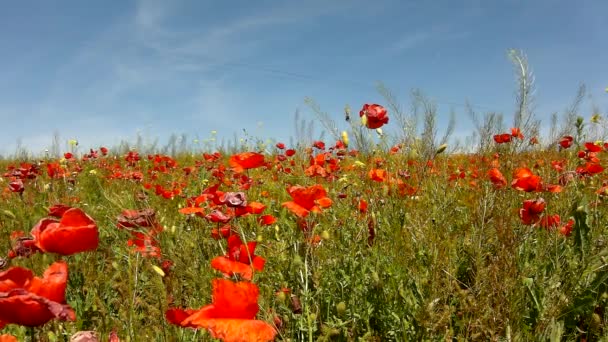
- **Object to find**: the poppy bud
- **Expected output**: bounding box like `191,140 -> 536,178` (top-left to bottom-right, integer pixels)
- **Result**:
276,291 -> 287,303
308,312 -> 317,323
361,114 -> 368,127
436,144 -> 448,155
292,255 -> 303,267
321,230 -> 330,240
291,295 -> 302,314
341,131 -> 349,147
336,301 -> 346,317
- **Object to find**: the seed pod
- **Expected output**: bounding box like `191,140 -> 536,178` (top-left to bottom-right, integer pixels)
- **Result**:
291,295 -> 302,314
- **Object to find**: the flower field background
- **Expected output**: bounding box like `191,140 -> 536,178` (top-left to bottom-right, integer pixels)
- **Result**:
1,55 -> 608,341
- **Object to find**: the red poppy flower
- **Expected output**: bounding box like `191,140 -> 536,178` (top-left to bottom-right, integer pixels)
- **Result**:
358,199 -> 368,213
312,141 -> 325,150
206,210 -> 233,223
559,136 -> 574,149
275,142 -> 285,149
166,279 -> 276,342
493,133 -> 512,144
0,261 -> 75,327
127,232 -> 161,258
511,168 -> 542,192
220,192 -> 248,208
8,179 -> 24,194
487,168 -> 507,188
540,214 -> 561,230
511,127 -> 524,139
30,208 -> 99,256
584,142 -> 602,153
285,149 -> 296,157
368,169 -> 387,182
229,152 -> 265,173
359,104 -> 389,129
258,215 -> 276,226
211,235 -> 265,281
559,218 -> 575,236
282,184 -> 332,218
48,204 -> 72,218
576,162 -> 604,176
116,209 -> 161,233
519,198 -> 546,225
0,334 -> 18,342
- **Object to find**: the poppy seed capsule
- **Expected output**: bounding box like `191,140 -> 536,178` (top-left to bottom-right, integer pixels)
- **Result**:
336,301 -> 346,316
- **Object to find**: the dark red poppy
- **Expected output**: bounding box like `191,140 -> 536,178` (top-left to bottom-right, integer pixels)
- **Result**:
493,133 -> 512,144
0,261 -> 75,327
205,210 -> 233,223
8,179 -> 24,194
166,279 -> 276,341
30,208 -> 99,256
220,192 -> 247,208
116,209 -> 161,232
312,141 -> 325,150
359,104 -> 389,129
559,136 -> 574,149
275,142 -> 285,149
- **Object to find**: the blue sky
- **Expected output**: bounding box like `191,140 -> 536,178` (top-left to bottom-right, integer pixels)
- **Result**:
0,0 -> 606,155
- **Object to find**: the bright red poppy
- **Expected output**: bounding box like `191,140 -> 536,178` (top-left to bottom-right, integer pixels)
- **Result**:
229,152 -> 265,173
511,127 -> 524,139
519,198 -> 546,225
211,235 -> 265,280
166,279 -> 276,342
493,133 -> 512,144
511,168 -> 542,192
0,261 -> 75,327
559,218 -> 575,236
0,334 -> 18,342
368,169 -> 388,182
359,104 -> 389,129
282,184 -> 332,218
30,208 -> 99,256
559,136 -> 574,149
487,168 -> 507,188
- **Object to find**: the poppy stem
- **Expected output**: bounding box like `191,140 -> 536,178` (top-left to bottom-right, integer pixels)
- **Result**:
128,252 -> 141,341
26,327 -> 37,342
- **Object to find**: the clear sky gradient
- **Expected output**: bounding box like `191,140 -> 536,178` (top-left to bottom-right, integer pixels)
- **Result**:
1,0 -> 606,155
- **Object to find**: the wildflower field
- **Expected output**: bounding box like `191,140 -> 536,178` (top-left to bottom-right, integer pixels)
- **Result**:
1,64 -> 608,340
